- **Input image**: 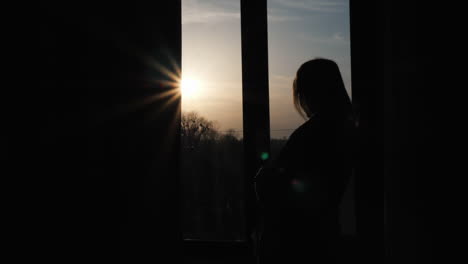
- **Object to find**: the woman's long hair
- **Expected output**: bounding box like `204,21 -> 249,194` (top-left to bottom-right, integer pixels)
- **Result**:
293,58 -> 353,121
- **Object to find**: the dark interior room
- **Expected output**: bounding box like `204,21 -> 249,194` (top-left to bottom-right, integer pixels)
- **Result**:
20,0 -> 440,263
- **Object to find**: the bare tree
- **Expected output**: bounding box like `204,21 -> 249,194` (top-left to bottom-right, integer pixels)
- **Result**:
181,111 -> 219,149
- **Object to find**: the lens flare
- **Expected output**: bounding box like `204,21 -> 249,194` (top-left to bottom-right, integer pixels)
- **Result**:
180,77 -> 199,99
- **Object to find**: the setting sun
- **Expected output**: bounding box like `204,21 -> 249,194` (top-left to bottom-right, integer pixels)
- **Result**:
180,77 -> 200,99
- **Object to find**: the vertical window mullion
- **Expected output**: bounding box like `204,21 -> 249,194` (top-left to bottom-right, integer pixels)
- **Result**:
240,0 -> 271,241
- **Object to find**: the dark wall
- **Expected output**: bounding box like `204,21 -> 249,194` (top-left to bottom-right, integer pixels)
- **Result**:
351,1 -> 435,263
32,3 -> 181,262
383,1 -> 435,263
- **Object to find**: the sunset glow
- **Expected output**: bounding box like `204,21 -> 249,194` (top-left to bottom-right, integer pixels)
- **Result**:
182,0 -> 351,138
180,77 -> 200,99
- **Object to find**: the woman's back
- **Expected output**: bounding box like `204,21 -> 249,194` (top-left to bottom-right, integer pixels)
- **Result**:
254,58 -> 354,263
256,114 -> 354,263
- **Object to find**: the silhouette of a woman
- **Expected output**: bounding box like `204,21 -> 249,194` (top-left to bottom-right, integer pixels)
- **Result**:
254,58 -> 355,264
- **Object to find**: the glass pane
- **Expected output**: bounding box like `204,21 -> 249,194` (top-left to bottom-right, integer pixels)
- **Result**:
267,0 -> 355,235
181,0 -> 244,241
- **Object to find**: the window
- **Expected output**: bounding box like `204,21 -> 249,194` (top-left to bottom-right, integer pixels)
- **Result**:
181,0 -> 245,241
268,0 -> 355,235
181,0 -> 356,242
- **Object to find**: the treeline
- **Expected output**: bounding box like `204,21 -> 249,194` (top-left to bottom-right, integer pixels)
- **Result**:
181,111 -> 244,240
180,111 -> 287,241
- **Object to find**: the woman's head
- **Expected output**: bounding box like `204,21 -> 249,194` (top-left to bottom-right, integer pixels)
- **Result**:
293,58 -> 352,119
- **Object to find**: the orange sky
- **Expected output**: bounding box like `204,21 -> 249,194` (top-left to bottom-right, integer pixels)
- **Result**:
182,0 -> 351,139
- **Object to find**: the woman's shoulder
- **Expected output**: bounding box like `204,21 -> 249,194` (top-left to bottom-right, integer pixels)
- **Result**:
284,115 -> 346,154
288,117 -> 320,142
279,118 -> 318,157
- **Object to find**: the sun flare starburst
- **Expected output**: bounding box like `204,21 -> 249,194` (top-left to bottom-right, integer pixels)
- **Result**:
180,77 -> 200,99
